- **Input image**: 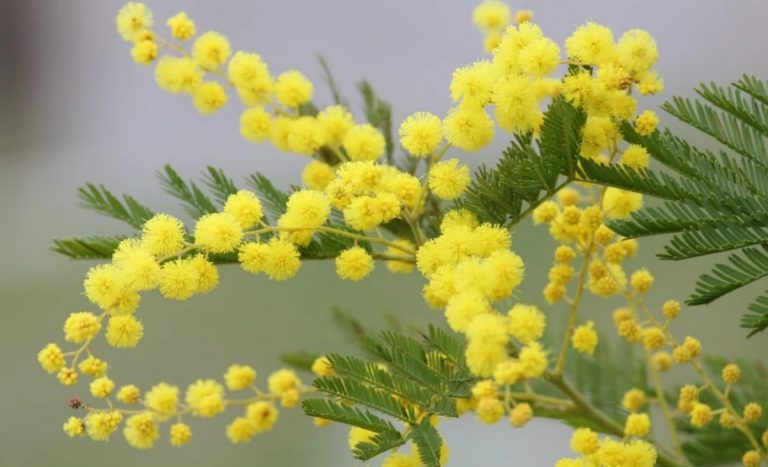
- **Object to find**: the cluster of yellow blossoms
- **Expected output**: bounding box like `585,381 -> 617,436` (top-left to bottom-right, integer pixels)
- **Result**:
532,182 -> 765,466
36,1 -> 768,466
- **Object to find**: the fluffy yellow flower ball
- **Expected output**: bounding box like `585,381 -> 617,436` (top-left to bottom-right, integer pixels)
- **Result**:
722,363 -> 741,384
228,52 -> 274,106
302,160 -> 336,190
85,410 -> 123,441
570,427 -> 600,455
311,356 -> 334,377
624,413 -> 651,437
192,81 -> 228,115
565,22 -> 616,66
246,401 -> 279,432
90,376 -> 115,399
602,187 -> 643,219
170,422 -> 192,446
635,110 -> 659,136
224,190 -> 264,229
275,70 -> 313,108
63,417 -> 85,438
399,112 -> 443,157
508,304 -> 546,344
185,379 -> 225,417
518,341 -> 548,378
343,124 -> 386,161
79,355 -> 107,377
690,403 -> 713,427
194,212 -> 243,253
428,159 -> 471,200
268,369 -> 301,395
192,31 -> 231,70
572,321 -> 598,355
130,40 -> 157,65
476,397 -> 504,424
450,61 -> 495,106
106,315 -> 144,348
117,385 -> 141,404
37,343 -> 65,374
63,312 -> 101,344
116,2 -> 154,42
510,402 -> 533,428
155,56 -> 202,94
442,104 -> 495,151
141,213 -> 185,256
166,11 -> 196,41
621,144 -> 650,170
124,412 -> 160,449
240,107 -> 272,143
335,246 -> 374,281
224,364 -> 257,391
226,417 -> 256,443
472,0 -> 510,33
317,105 -> 354,147
145,382 -> 179,420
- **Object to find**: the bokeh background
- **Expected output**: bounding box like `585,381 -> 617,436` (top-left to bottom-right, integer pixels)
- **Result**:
2,1 -> 767,466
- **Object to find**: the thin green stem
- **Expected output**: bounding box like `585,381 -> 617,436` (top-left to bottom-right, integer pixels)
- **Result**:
245,225 -> 416,255
546,373 -> 684,467
506,179 -> 572,231
554,242 -> 594,376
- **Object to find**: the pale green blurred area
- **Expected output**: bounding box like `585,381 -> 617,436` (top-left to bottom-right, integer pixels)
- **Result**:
1,0 -> 767,466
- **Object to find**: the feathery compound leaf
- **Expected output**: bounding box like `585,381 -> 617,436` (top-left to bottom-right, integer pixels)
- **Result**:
661,224 -> 768,260
688,246 -> 768,305
317,54 -> 348,107
539,96 -> 587,178
279,351 -> 318,372
424,325 -> 468,371
245,172 -> 289,224
327,354 -> 434,407
77,183 -> 154,229
301,398 -> 398,433
157,164 -> 217,219
352,430 -> 406,461
607,200 -> 768,239
742,290 -> 768,336
460,98 -> 585,226
603,76 -> 768,335
313,375 -> 418,423
202,166 -> 238,205
409,419 -> 443,467
358,80 -> 394,164
51,235 -> 125,259
362,334 -> 444,394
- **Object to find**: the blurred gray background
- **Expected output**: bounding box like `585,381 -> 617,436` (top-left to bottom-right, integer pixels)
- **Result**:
1,1 -> 767,466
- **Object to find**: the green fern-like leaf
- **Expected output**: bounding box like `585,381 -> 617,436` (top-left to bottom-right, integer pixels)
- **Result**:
157,164 -> 217,219
51,235 -> 126,260
460,97 -> 585,226
202,166 -> 238,205
327,354 -> 434,407
741,290 -> 768,336
352,430 -> 406,461
301,398 -> 398,433
604,76 -> 768,336
361,334 -> 444,394
688,246 -> 768,305
77,183 -> 154,229
313,375 -> 418,423
409,418 -> 443,467
358,80 -> 394,164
